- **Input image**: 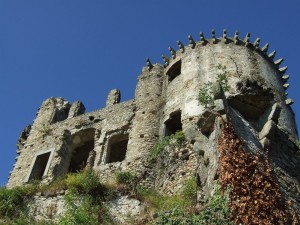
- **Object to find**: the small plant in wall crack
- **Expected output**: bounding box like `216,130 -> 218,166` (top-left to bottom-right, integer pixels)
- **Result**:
150,131 -> 186,163
198,64 -> 230,108
198,81 -> 214,108
216,64 -> 229,92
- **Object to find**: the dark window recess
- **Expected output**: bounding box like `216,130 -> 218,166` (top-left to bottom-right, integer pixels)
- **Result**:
164,111 -> 182,136
69,128 -> 95,173
167,60 -> 181,81
107,135 -> 128,163
69,140 -> 94,172
28,152 -> 51,181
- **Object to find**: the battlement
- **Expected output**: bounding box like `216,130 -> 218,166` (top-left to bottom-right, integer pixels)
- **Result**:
7,31 -> 300,218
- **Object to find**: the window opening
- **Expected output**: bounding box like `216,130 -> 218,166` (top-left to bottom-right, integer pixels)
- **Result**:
28,152 -> 51,181
164,111 -> 182,136
166,60 -> 181,81
106,134 -> 129,163
69,129 -> 95,172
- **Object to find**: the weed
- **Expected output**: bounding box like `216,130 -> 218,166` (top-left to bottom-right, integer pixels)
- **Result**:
0,187 -> 26,217
150,136 -> 170,162
193,184 -> 232,225
151,184 -> 233,225
198,64 -> 230,108
182,176 -> 197,203
198,81 -> 214,108
216,65 -> 229,92
170,131 -> 185,147
115,171 -> 136,184
66,170 -> 102,194
58,189 -> 102,225
150,131 -> 186,162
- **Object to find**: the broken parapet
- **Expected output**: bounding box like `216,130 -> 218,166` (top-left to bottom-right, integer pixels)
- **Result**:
67,101 -> 85,118
7,29 -> 300,220
106,89 -> 121,107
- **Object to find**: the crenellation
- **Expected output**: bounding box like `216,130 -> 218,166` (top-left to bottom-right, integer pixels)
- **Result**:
244,32 -> 250,46
222,29 -> 227,42
188,34 -> 196,48
253,37 -> 260,48
7,30 -> 300,221
274,57 -> 284,66
233,30 -> 239,44
161,54 -> 169,67
279,66 -> 288,73
168,46 -> 176,59
268,50 -> 277,60
261,42 -> 269,53
199,31 -> 206,44
176,40 -> 185,52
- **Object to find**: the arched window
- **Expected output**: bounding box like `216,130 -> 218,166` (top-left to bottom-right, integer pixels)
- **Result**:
166,60 -> 181,81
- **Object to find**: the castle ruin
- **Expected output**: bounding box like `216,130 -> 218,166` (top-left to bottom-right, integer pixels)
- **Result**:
7,30 -> 300,222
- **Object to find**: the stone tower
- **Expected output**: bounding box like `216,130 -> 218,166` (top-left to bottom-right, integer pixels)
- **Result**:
7,29 -> 300,218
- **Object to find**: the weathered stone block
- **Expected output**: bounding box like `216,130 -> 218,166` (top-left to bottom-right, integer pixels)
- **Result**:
258,103 -> 281,129
106,89 -> 121,107
259,120 -> 277,140
213,99 -> 225,114
212,82 -> 224,100
67,101 -> 85,118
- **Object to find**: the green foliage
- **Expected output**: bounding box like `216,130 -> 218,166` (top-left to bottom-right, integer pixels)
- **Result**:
0,187 -> 26,217
152,184 -> 233,225
182,177 -> 197,203
198,64 -> 230,108
193,184 -> 232,225
216,64 -> 230,92
170,131 -> 185,146
150,131 -> 186,162
137,187 -> 190,212
58,189 -> 103,225
59,170 -> 113,224
198,81 -> 214,108
0,215 -> 54,225
115,171 -> 136,184
65,170 -> 102,193
150,135 -> 170,162
0,186 -> 54,224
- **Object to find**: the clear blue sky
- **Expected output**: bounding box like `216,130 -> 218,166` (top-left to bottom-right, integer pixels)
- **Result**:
0,1 -> 299,186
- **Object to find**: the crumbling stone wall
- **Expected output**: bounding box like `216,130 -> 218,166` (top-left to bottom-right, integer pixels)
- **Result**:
7,30 -> 300,220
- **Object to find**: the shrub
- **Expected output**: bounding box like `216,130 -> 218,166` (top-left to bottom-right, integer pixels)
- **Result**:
115,171 -> 136,184
58,189 -> 101,225
193,184 -> 232,225
216,64 -> 229,92
150,136 -> 170,162
152,184 -> 233,225
170,131 -> 185,146
182,177 -> 197,203
0,187 -> 26,217
198,64 -> 230,108
150,131 -> 186,162
198,81 -> 214,108
66,170 -> 102,194
137,187 -> 190,212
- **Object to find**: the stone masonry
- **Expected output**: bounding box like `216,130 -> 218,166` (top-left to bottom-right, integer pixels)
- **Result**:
7,30 -> 300,221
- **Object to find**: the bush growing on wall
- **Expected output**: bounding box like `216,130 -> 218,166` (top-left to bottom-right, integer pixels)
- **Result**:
150,131 -> 186,162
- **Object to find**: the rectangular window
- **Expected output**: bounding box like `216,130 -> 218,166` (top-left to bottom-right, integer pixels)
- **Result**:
25,149 -> 54,182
